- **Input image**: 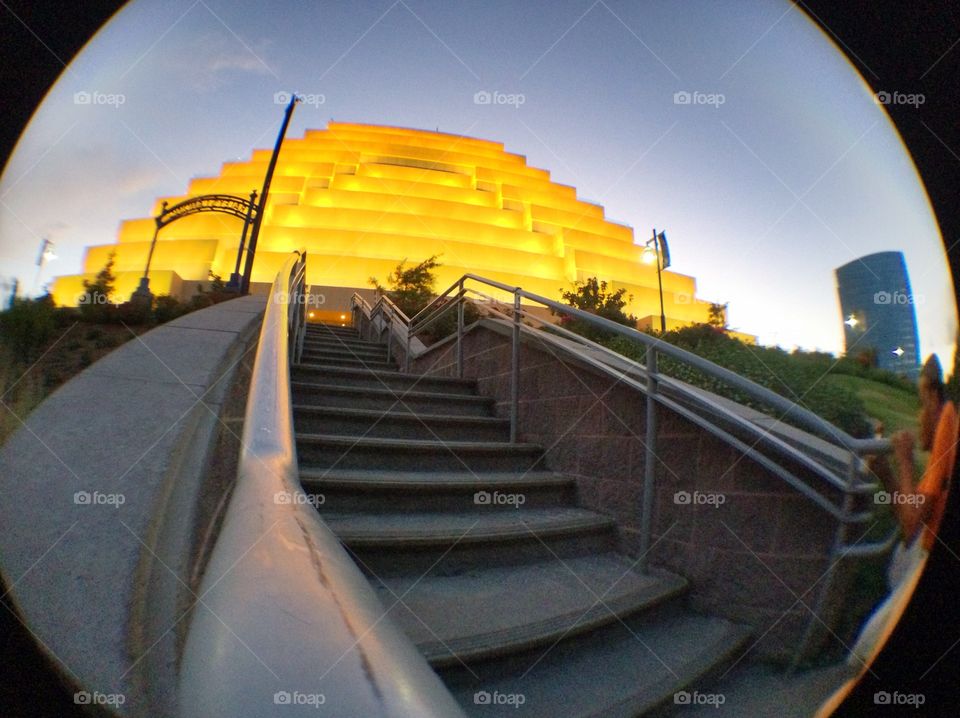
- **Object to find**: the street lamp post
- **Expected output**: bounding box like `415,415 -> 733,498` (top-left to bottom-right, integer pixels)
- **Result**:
33,237 -> 56,295
642,228 -> 671,333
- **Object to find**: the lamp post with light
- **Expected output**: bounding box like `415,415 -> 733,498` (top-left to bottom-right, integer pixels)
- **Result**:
34,238 -> 56,295
641,228 -> 670,333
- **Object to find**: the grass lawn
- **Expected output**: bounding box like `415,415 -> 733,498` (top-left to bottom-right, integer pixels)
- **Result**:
824,373 -> 920,437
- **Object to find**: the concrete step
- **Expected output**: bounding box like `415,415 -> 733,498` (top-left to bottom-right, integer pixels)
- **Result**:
293,406 -> 510,441
440,602 -> 752,718
290,382 -> 495,416
302,336 -> 385,350
373,555 -> 688,667
300,345 -> 388,361
321,507 -> 618,575
299,469 -> 575,511
292,365 -> 477,396
305,324 -> 358,337
296,356 -> 399,372
296,435 -> 545,472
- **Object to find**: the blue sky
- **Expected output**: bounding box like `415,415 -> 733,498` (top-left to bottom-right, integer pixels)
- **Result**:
0,0 -> 955,366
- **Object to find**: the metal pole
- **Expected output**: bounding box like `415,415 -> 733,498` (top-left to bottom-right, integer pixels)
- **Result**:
456,279 -> 464,379
788,451 -> 858,672
241,95 -> 298,295
229,190 -> 257,290
133,212 -> 165,302
405,322 -> 412,373
510,290 -> 521,443
386,305 -> 393,364
653,228 -> 666,333
639,346 -> 658,573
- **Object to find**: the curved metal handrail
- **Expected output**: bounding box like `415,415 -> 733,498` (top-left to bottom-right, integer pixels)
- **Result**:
180,251 -> 464,718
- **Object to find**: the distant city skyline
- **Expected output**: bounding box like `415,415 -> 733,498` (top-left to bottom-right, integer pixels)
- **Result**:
0,0 -> 955,368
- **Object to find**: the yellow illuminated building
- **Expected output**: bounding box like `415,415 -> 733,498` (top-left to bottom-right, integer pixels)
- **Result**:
52,122 -> 730,331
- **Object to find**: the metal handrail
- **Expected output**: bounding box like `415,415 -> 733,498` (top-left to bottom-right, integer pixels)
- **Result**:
181,251 -> 464,718
354,272 -> 898,669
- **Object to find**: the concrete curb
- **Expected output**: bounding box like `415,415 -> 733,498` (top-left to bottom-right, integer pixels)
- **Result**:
0,295 -> 266,716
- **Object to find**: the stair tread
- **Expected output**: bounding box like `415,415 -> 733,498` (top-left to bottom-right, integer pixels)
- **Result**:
447,609 -> 752,718
300,468 -> 569,489
322,507 -> 614,543
296,434 -> 539,451
293,406 -> 507,424
294,364 -> 472,383
373,554 -> 688,665
291,381 -> 494,402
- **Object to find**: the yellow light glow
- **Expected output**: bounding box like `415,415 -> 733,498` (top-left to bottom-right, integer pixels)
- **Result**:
51,122 -> 728,332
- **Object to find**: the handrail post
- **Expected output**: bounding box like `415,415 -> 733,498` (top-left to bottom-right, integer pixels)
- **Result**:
386,305 -> 393,364
405,323 -> 412,373
510,290 -> 520,443
787,450 -> 859,672
457,279 -> 465,379
639,346 -> 658,573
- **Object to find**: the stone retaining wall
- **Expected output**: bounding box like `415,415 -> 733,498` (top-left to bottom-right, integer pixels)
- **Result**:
405,320 -> 860,662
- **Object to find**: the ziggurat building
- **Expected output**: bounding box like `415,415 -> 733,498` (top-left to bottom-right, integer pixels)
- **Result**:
52,122 -> 721,329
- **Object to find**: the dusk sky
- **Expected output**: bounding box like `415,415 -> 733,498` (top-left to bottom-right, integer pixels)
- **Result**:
0,0 -> 955,366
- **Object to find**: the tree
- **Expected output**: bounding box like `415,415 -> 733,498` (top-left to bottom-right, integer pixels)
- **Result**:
555,277 -> 637,342
79,252 -> 116,322
707,302 -> 728,330
369,255 -> 441,318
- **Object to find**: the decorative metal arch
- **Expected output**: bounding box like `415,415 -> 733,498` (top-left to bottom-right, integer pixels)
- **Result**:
155,193 -> 258,229
133,191 -> 258,301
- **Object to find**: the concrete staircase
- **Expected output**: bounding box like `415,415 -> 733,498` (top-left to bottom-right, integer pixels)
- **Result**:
292,323 -> 752,717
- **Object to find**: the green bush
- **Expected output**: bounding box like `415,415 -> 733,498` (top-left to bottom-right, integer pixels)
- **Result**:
0,295 -> 56,360
600,324 -> 872,438
554,277 -> 637,342
153,295 -> 186,324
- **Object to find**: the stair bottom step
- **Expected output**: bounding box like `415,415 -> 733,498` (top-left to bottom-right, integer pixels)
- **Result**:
441,603 -> 752,718
373,554 -> 687,667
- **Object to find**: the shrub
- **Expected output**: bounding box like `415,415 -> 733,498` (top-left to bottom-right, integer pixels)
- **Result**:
599,323 -> 872,438
79,252 -> 117,323
153,295 -> 186,324
369,255 -> 442,318
0,295 -> 56,360
554,277 -> 637,342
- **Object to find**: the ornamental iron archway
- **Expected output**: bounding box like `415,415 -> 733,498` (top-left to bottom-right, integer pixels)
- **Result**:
132,190 -> 258,301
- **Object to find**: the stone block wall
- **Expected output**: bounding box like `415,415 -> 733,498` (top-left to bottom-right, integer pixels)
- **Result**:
408,320 -> 861,662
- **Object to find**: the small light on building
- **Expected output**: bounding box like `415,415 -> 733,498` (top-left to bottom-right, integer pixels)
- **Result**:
340,314 -> 346,320
308,311 -> 315,319
844,314 -> 858,328
892,346 -> 905,357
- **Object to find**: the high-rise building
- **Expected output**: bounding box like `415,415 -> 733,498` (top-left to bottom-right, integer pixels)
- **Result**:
51,122 -> 725,330
835,251 -> 921,379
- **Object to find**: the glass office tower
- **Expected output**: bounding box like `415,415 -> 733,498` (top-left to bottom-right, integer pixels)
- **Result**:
835,251 -> 921,379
